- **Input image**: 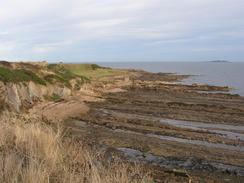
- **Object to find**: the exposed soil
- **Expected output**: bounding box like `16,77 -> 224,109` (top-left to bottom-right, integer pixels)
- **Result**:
30,99 -> 89,121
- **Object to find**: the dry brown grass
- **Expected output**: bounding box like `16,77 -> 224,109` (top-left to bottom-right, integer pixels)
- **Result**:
0,112 -> 151,183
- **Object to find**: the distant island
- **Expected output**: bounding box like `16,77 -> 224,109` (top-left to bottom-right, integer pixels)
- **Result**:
209,60 -> 231,63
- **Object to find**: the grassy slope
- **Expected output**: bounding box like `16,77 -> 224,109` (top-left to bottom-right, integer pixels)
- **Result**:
0,63 -> 126,86
0,63 -> 100,86
0,67 -> 46,85
63,64 -> 126,80
46,64 -> 90,87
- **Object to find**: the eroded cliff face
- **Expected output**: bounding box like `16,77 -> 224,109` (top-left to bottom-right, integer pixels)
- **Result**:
0,81 -> 71,112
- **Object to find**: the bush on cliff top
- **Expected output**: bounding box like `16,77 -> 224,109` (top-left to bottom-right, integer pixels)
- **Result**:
0,67 -> 46,85
47,64 -> 90,87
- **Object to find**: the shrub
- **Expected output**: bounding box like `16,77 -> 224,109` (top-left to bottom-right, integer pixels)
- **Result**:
0,67 -> 46,85
46,64 -> 90,88
44,93 -> 63,102
90,64 -> 101,70
50,93 -> 62,102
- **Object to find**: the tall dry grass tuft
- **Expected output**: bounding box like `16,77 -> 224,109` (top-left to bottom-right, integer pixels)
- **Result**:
0,112 -> 151,183
0,113 -> 62,182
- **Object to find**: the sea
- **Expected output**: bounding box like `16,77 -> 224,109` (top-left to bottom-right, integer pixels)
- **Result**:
98,62 -> 244,96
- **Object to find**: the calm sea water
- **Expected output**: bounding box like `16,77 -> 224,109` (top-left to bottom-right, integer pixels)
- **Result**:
98,62 -> 244,96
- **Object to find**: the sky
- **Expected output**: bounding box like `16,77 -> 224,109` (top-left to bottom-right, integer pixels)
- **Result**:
0,0 -> 244,62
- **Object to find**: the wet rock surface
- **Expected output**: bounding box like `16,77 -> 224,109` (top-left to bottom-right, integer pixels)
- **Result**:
117,147 -> 244,176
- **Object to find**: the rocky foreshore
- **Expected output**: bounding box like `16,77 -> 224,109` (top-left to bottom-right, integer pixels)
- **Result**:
64,69 -> 244,182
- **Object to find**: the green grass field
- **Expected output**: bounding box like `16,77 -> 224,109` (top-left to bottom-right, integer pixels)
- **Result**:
63,64 -> 126,80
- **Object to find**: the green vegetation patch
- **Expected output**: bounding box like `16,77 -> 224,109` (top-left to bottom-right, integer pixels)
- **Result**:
63,64 -> 125,80
44,93 -> 63,102
47,64 -> 76,87
47,64 -> 76,80
0,67 -> 46,85
44,74 -> 68,85
63,64 -> 102,73
50,93 -> 63,102
46,64 -> 90,87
